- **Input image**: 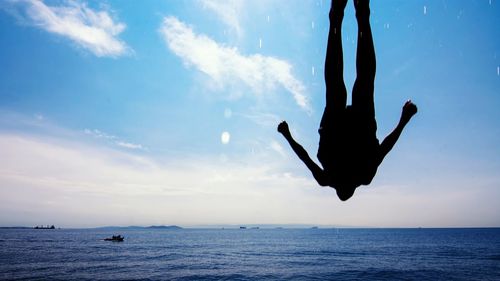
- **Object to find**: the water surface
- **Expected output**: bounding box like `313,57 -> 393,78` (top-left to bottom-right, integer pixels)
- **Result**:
1,228 -> 499,280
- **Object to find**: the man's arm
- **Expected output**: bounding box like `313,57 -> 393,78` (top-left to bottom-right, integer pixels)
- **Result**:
277,121 -> 328,186
378,100 -> 418,164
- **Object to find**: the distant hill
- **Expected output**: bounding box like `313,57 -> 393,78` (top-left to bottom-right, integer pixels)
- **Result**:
147,225 -> 182,230
95,225 -> 182,230
0,226 -> 32,229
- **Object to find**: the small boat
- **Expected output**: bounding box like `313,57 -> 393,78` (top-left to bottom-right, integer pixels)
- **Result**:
104,235 -> 124,242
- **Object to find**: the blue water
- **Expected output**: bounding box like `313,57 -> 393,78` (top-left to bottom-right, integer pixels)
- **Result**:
0,228 -> 499,280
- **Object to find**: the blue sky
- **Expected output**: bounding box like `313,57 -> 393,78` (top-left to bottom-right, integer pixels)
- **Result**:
0,0 -> 499,228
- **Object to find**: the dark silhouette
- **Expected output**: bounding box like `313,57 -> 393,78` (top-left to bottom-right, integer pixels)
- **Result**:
104,235 -> 124,242
34,225 -> 55,229
278,0 -> 417,201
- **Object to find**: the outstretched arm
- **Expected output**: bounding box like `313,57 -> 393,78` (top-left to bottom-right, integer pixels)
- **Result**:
378,100 -> 418,164
277,121 -> 328,186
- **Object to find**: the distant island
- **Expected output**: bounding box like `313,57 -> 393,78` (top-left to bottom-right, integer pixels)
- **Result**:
95,225 -> 182,230
0,225 -> 182,230
0,225 -> 58,229
147,225 -> 182,230
0,226 -> 32,229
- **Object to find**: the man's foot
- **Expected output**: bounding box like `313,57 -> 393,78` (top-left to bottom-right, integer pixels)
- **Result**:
354,0 -> 370,18
330,0 -> 348,20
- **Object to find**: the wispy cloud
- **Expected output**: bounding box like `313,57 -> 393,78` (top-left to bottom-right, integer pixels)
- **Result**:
159,16 -> 310,111
84,129 -> 116,140
270,140 -> 286,158
199,0 -> 243,38
239,111 -> 281,128
84,128 -> 145,150
2,114 -> 500,228
5,0 -> 130,57
0,131 -> 319,227
115,141 -> 144,150
3,129 -> 499,228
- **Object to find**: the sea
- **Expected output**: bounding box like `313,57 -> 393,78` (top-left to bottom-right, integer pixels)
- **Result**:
0,228 -> 499,280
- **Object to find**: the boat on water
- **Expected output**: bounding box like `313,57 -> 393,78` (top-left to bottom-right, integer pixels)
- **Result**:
34,225 -> 55,229
104,235 -> 124,242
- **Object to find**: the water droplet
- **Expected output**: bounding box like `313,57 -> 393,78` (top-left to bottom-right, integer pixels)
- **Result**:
311,21 -> 315,29
221,132 -> 230,144
497,66 -> 499,76
224,108 -> 232,119
424,6 -> 427,15
259,38 -> 262,49
312,66 -> 315,76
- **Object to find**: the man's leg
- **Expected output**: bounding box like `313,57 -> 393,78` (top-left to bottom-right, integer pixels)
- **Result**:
352,0 -> 376,118
322,0 -> 348,129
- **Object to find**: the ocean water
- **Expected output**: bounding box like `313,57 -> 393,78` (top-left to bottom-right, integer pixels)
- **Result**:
0,228 -> 499,280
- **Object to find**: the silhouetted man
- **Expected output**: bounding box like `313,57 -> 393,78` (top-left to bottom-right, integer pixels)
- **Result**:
278,0 -> 417,201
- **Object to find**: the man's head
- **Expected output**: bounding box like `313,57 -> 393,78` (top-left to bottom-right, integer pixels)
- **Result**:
336,185 -> 356,201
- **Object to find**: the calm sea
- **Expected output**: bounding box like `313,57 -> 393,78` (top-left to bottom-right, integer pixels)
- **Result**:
0,228 -> 499,280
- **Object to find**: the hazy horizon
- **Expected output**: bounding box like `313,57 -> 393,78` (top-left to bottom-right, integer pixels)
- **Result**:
4,223 -> 500,229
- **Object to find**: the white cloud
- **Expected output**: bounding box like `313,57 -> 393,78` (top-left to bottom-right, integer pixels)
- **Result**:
115,141 -> 144,150
270,140 -> 286,157
6,0 -> 130,57
159,16 -> 310,111
199,0 -> 243,38
84,128 -> 144,150
2,113 -> 498,228
84,128 -> 116,140
1,128 -> 499,228
239,111 -> 281,128
0,132 -> 322,227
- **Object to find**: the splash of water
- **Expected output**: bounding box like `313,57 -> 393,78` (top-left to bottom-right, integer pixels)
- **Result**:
221,131 -> 230,144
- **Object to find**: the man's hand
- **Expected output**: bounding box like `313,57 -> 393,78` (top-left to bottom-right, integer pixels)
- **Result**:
277,121 -> 290,136
402,100 -> 417,123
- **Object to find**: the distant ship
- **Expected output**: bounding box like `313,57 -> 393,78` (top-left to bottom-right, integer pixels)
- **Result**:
34,225 -> 55,229
104,235 -> 124,242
